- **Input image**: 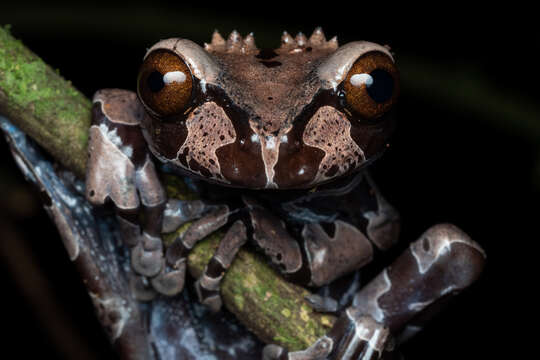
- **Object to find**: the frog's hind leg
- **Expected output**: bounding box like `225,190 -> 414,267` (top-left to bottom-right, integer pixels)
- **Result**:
264,224 -> 486,360
325,224 -> 485,359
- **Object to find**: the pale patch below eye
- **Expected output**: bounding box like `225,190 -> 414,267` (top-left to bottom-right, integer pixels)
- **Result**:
350,73 -> 373,88
163,71 -> 186,84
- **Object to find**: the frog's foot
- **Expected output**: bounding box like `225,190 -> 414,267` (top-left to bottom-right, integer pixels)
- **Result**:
194,220 -> 247,312
264,224 -> 486,360
151,204 -> 231,296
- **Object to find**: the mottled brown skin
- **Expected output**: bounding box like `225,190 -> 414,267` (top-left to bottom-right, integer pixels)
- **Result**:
136,31 -> 397,189
85,29 -> 486,360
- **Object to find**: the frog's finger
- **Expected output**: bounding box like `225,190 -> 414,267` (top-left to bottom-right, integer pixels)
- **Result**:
325,311 -> 394,360
262,336 -> 334,360
262,344 -> 286,360
150,262 -> 187,296
116,214 -> 141,247
243,196 -> 303,275
195,220 -> 247,312
131,232 -> 165,277
161,199 -> 209,233
166,205 -> 231,267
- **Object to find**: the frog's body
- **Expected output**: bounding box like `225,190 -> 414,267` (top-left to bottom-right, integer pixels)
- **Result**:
85,29 -> 485,359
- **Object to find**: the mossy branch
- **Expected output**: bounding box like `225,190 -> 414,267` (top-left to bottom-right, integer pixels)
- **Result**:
0,26 -> 335,351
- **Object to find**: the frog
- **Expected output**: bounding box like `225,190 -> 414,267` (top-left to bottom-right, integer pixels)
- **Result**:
85,28 -> 486,359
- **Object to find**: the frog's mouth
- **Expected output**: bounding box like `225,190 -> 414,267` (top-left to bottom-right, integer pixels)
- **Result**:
152,121 -> 389,193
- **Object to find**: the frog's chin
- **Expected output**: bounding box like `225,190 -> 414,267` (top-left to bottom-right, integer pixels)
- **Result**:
158,150 -> 383,191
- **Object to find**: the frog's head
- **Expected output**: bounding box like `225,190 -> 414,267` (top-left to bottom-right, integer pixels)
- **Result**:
137,29 -> 399,189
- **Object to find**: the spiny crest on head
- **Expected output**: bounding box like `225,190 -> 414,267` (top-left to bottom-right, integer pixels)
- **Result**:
204,30 -> 258,54
279,27 -> 338,53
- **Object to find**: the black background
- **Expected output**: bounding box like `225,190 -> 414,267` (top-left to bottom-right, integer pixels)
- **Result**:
0,2 -> 537,359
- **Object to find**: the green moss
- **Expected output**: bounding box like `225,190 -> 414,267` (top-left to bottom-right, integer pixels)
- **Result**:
163,174 -> 200,201
217,247 -> 333,351
0,26 -> 91,176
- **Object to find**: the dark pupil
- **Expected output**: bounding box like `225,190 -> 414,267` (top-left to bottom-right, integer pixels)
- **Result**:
147,71 -> 165,92
366,69 -> 394,103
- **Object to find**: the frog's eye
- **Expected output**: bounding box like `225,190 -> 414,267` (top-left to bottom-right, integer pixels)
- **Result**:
137,49 -> 193,117
343,52 -> 399,120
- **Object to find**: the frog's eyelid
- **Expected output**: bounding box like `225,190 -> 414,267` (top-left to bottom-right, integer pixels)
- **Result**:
317,41 -> 394,90
145,38 -> 221,90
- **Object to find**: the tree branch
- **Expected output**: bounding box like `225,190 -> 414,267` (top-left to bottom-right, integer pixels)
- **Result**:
0,25 -> 335,351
